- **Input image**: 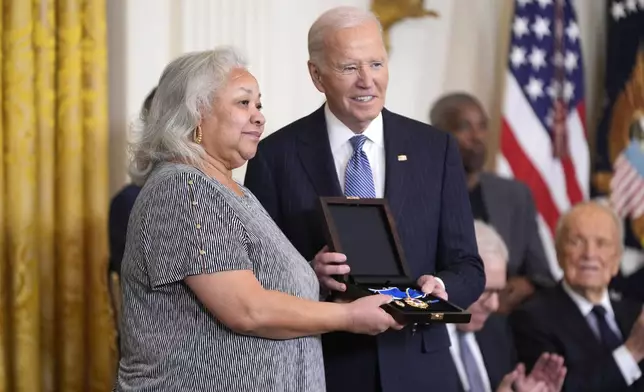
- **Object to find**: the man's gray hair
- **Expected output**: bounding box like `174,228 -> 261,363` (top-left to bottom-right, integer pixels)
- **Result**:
555,200 -> 625,251
128,46 -> 247,185
308,6 -> 383,67
474,220 -> 509,264
429,92 -> 484,130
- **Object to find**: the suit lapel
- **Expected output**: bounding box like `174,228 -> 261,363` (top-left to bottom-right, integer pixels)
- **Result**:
296,106 -> 343,196
475,318 -> 509,390
475,330 -> 500,388
611,296 -> 639,338
553,285 -> 605,350
383,109 -> 408,217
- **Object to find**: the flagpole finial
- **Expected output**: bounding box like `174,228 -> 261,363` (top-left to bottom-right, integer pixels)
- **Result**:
370,0 -> 439,52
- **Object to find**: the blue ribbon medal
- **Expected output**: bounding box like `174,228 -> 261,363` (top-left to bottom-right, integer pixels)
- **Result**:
368,287 -> 439,309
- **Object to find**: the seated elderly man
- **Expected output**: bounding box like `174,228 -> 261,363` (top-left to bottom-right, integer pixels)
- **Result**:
511,201 -> 644,391
448,220 -> 566,392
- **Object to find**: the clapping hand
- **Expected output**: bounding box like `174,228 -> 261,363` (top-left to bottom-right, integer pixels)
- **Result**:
528,353 -> 566,392
496,353 -> 566,392
497,363 -> 546,392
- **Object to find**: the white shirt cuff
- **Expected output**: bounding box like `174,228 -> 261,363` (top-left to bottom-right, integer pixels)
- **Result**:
613,345 -> 642,386
434,276 -> 445,290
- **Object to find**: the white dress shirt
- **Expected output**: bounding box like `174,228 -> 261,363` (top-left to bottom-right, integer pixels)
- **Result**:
324,104 -> 445,290
447,324 -> 493,392
562,281 -> 642,386
325,104 -> 386,198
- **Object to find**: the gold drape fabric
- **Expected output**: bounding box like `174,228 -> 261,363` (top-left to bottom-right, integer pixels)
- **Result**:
1,1 -> 116,391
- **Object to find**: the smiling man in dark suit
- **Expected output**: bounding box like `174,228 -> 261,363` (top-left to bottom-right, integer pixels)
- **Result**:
244,6 -> 485,392
511,201 -> 644,391
430,92 -> 555,314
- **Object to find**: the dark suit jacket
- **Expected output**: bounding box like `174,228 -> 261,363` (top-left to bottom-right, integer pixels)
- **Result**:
612,267 -> 644,303
510,283 -> 644,392
449,314 -> 517,392
244,106 -> 485,392
477,314 -> 517,390
479,173 -> 554,288
109,184 -> 141,274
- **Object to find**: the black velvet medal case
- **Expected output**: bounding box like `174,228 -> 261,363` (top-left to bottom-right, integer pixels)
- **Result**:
318,197 -> 471,324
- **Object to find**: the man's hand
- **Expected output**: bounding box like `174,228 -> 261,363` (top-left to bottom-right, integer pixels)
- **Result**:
311,246 -> 349,292
417,275 -> 448,300
625,309 -> 644,363
497,363 -> 548,392
498,276 -> 535,314
529,353 -> 567,392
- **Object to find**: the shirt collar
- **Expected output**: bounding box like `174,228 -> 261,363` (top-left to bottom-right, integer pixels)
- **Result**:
324,103 -> 384,153
561,280 -> 614,318
447,323 -> 474,340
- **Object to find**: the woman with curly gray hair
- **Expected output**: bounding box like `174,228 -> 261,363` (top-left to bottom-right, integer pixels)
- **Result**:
114,46 -> 401,392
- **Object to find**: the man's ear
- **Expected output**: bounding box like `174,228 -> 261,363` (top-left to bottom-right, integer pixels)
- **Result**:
308,61 -> 325,94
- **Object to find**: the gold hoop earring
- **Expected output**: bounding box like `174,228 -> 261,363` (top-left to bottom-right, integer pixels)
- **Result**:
193,125 -> 203,144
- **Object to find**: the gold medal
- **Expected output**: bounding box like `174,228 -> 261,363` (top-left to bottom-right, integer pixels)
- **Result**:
393,300 -> 406,308
403,297 -> 429,309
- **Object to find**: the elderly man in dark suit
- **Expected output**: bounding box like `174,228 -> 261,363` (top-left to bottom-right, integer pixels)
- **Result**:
511,201 -> 644,392
244,6 -> 485,392
448,220 -> 566,392
430,93 -> 555,314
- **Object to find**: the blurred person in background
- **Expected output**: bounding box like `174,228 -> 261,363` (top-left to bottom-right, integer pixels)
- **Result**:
430,92 -> 555,314
108,86 -> 155,347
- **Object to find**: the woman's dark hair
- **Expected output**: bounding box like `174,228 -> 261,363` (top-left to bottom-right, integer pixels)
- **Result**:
140,87 -> 157,121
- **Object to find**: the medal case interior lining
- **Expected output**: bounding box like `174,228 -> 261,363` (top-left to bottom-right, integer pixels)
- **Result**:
318,197 -> 471,324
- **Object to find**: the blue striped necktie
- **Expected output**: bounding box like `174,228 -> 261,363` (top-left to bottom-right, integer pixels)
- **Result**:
344,135 -> 376,198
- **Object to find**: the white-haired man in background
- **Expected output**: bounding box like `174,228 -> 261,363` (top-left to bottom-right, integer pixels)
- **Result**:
511,201 -> 644,391
447,220 -> 566,392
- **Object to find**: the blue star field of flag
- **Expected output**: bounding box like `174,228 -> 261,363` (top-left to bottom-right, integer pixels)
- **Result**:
508,0 -> 584,136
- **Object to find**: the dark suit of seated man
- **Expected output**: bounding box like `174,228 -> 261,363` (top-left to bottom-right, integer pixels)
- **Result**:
511,201 -> 644,392
613,266 -> 644,304
108,86 -> 156,277
448,221 -> 565,392
430,93 -> 555,315
109,184 -> 141,275
108,86 -> 156,339
244,6 -> 485,392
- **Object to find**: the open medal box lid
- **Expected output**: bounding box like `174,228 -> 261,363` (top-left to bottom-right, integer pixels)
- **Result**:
318,196 -> 471,324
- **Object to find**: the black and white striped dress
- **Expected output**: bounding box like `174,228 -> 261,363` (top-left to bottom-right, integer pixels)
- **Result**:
115,162 -> 325,392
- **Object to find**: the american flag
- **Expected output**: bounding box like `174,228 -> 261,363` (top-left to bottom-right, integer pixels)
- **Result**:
611,141 -> 644,220
497,0 -> 589,278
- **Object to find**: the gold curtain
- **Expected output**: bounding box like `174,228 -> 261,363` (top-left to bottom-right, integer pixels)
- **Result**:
1,0 -> 116,391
